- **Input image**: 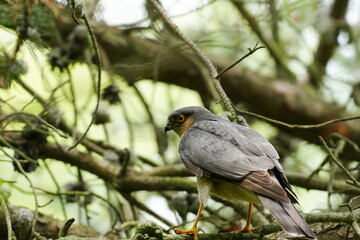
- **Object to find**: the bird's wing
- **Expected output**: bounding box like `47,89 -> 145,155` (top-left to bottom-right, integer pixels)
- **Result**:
179,125 -> 274,179
190,119 -> 279,158
231,122 -> 297,201
179,120 -> 290,202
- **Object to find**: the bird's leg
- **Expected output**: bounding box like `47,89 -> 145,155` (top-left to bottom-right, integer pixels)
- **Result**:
174,203 -> 204,240
239,202 -> 253,233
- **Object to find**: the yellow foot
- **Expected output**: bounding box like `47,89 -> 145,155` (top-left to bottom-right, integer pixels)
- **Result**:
174,227 -> 199,240
238,224 -> 252,233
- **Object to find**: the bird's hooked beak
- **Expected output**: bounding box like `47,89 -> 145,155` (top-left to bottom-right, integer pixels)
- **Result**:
165,122 -> 172,133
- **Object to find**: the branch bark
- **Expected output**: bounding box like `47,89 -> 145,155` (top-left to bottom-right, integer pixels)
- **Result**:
308,0 -> 350,86
0,204 -> 100,239
2,204 -> 360,240
2,132 -> 360,239
3,2 -> 359,158
3,131 -> 358,196
231,0 -> 296,80
132,211 -> 360,240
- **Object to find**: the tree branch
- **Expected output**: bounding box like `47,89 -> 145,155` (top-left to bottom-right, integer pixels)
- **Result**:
231,0 -> 296,80
147,0 -> 238,121
308,0 -> 350,86
7,3 -> 359,157
133,210 -> 360,240
0,192 -> 12,240
215,43 -> 265,79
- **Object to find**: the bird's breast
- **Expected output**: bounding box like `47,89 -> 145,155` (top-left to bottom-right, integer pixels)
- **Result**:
211,180 -> 261,204
197,176 -> 261,205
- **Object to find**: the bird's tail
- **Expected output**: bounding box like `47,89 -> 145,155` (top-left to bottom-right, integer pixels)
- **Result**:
258,195 -> 316,239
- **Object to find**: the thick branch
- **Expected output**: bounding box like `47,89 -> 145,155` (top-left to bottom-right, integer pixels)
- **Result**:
143,164 -> 360,195
135,210 -> 360,240
1,205 -> 358,240
286,171 -> 360,195
0,205 -> 100,239
147,0 -> 236,120
231,0 -> 295,80
92,26 -> 360,156
308,0 -> 349,86
3,131 -> 358,196
40,143 -> 119,183
5,4 -> 360,157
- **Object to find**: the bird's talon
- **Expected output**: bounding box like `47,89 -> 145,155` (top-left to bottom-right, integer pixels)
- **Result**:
238,225 -> 253,233
174,227 -> 199,240
174,227 -> 196,234
174,228 -> 189,234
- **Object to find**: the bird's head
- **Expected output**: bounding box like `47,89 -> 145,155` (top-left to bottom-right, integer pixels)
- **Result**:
165,106 -> 212,137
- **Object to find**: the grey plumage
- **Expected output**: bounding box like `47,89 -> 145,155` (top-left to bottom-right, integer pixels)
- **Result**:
169,106 -> 316,239
259,196 -> 316,238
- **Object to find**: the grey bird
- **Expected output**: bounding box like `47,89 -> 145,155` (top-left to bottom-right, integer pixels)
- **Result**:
165,106 -> 316,240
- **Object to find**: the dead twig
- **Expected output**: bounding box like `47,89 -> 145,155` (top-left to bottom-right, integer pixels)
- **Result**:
234,106 -> 360,129
319,136 -> 360,188
0,138 -> 39,240
0,192 -> 12,240
215,43 -> 265,79
147,0 -> 237,121
58,218 -> 75,237
123,193 -> 174,228
69,14 -> 102,151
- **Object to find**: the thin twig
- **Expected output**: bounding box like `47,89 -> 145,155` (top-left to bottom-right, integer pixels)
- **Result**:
17,79 -> 49,107
120,103 -> 135,149
307,156 -> 329,181
38,198 -> 54,208
35,188 -> 122,227
0,143 -> 39,240
234,106 -> 360,129
319,136 -> 360,188
0,135 -> 37,163
0,112 -> 67,138
69,15 -> 102,151
132,84 -> 167,161
232,0 -> 296,80
328,139 -> 345,209
58,218 -> 75,237
66,69 -> 78,128
12,78 -> 108,156
70,0 -> 80,24
48,80 -> 70,103
76,168 -> 90,226
20,96 -> 36,112
215,43 -> 265,78
147,0 -> 237,120
43,160 -> 67,219
123,193 -> 174,227
330,133 -> 360,152
0,193 -> 12,240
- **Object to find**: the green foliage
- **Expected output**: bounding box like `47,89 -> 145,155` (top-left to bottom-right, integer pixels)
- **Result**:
0,52 -> 27,88
132,221 -> 163,240
0,1 -> 359,238
0,1 -> 57,48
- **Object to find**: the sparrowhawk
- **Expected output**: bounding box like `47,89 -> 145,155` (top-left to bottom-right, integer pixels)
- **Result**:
165,106 -> 316,240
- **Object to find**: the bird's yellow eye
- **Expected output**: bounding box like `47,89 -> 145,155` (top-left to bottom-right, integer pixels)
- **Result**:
176,114 -> 186,123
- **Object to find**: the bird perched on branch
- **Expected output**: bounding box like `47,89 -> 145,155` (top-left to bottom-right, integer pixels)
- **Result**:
165,106 -> 316,240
